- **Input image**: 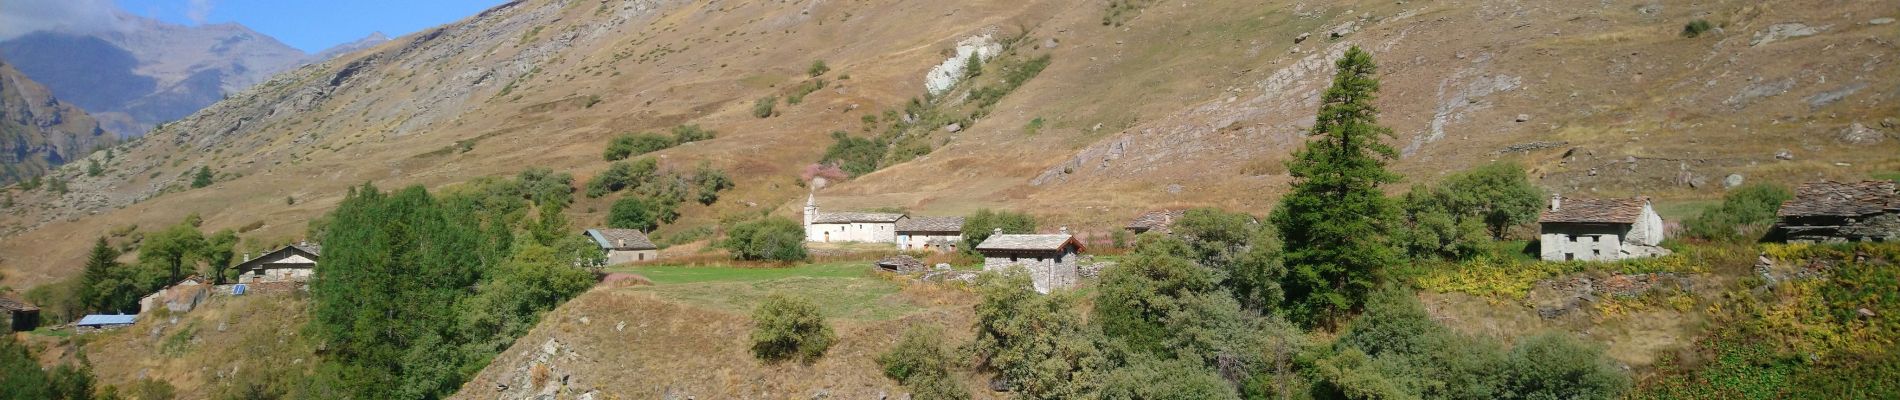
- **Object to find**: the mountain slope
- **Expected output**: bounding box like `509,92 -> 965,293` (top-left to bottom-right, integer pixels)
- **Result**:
0,13 -> 310,137
0,0 -> 1896,289
0,59 -> 112,185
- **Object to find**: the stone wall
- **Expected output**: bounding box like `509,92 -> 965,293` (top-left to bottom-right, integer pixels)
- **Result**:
1540,223 -> 1629,261
982,250 -> 1078,293
606,249 -> 658,265
897,232 -> 961,252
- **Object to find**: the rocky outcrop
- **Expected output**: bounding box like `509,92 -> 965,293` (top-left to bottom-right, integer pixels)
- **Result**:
0,60 -> 112,185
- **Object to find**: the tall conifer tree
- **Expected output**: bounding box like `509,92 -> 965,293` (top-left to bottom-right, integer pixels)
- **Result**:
1269,46 -> 1403,328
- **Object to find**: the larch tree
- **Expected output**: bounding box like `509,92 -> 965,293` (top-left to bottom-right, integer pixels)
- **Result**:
1268,46 -> 1404,328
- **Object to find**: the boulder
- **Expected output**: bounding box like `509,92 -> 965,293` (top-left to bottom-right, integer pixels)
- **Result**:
1839,122 -> 1887,145
1515,114 -> 1532,123
1775,149 -> 1795,160
1723,174 -> 1744,189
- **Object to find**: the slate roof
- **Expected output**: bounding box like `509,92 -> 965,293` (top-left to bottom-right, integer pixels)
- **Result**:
0,296 -> 36,312
292,242 -> 322,256
233,243 -> 321,272
976,234 -> 1082,252
76,314 -> 136,326
1778,181 -> 1900,218
811,212 -> 906,224
586,228 -> 658,250
1126,210 -> 1186,232
897,216 -> 965,232
1539,196 -> 1649,224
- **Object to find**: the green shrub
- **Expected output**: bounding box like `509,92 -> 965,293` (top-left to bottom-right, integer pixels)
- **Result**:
1024,117 -> 1045,135
787,79 -> 826,105
86,159 -> 103,177
752,96 -> 777,118
1683,183 -> 1792,241
584,158 -> 658,198
191,166 -> 213,188
807,60 -> 830,77
968,270 -> 1109,398
820,131 -> 884,177
1682,19 -> 1714,38
603,133 -> 677,161
670,124 -> 715,143
691,162 -> 733,205
905,372 -> 971,400
878,326 -> 955,383
960,209 -> 1036,252
608,196 -> 661,232
749,293 -> 835,364
1099,354 -> 1239,400
719,217 -> 808,261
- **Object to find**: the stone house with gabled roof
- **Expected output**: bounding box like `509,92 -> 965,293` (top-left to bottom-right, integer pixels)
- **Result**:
1538,194 -> 1668,261
1,295 -> 38,332
897,216 -> 965,252
233,242 -> 321,284
585,228 -> 660,264
1773,180 -> 1900,243
802,194 -> 904,243
1126,210 -> 1186,235
976,227 -> 1085,293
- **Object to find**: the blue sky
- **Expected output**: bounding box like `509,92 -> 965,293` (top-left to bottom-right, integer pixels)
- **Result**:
115,0 -> 509,53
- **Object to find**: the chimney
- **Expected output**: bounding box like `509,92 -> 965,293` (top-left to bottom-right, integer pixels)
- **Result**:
1549,193 -> 1563,210
1060,226 -> 1070,235
993,228 -> 1003,235
618,239 -> 627,248
243,253 -> 251,262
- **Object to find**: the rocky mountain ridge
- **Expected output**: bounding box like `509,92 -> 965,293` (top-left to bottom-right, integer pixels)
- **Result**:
0,59 -> 111,186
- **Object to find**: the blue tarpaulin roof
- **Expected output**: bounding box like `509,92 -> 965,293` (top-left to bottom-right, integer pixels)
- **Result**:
76,314 -> 137,326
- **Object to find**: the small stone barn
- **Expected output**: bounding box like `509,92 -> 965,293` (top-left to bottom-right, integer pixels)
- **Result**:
1538,194 -> 1668,262
139,275 -> 212,315
975,228 -> 1086,293
1125,210 -> 1186,235
232,242 -> 320,284
585,228 -> 660,264
896,216 -> 965,252
1774,180 -> 1900,243
1,296 -> 39,332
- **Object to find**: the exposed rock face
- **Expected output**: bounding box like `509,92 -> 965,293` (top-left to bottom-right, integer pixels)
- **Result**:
0,60 -> 112,185
1838,122 -> 1887,145
0,14 -> 309,136
1750,22 -> 1822,46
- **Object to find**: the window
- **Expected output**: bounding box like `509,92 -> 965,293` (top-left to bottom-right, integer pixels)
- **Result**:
1569,236 -> 1578,243
1010,256 -> 1018,262
1565,253 -> 1575,261
254,269 -> 265,276
1591,249 -> 1601,257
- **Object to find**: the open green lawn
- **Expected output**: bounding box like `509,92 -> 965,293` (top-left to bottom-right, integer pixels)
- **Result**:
605,261 -> 920,321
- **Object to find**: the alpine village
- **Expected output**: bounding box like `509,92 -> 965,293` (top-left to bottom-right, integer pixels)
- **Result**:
1,0 -> 1898,399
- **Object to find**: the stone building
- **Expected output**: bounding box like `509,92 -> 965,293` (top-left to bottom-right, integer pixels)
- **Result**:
139,275 -> 211,314
0,296 -> 38,332
803,194 -> 904,243
1538,194 -> 1668,261
585,228 -> 660,264
232,242 -> 321,283
975,228 -> 1085,293
896,216 -> 965,252
1125,210 -> 1186,235
1774,180 -> 1900,243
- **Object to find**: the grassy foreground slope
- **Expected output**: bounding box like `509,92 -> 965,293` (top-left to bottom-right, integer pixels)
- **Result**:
454,263 -> 994,399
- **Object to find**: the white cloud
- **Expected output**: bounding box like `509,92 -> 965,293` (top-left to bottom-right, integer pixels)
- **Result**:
0,0 -> 133,41
186,0 -> 215,25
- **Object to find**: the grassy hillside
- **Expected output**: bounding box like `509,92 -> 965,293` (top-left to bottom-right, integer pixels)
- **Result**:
2,0 -> 1893,291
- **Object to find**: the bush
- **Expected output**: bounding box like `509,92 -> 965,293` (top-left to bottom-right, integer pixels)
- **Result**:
1099,354 -> 1239,400
691,162 -> 733,205
1683,183 -> 1792,241
719,217 -> 808,261
191,166 -> 213,188
608,196 -> 661,232
819,131 -> 884,177
671,124 -> 715,143
878,326 -> 955,382
752,96 -> 777,118
969,270 -> 1109,398
960,209 -> 1037,252
786,79 -> 826,105
603,133 -> 677,161
807,60 -> 830,77
1682,19 -> 1714,38
749,294 -> 835,364
584,158 -> 658,198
